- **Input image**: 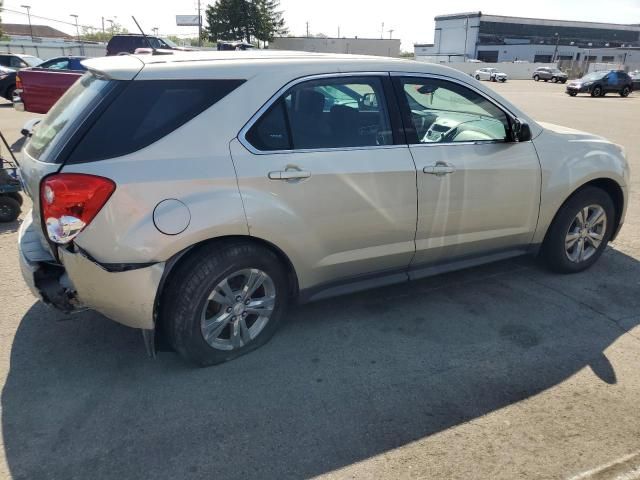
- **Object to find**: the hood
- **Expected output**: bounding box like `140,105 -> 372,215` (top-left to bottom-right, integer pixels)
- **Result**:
538,121 -> 606,142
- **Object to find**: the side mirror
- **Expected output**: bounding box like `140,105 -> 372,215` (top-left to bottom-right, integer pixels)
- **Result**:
512,118 -> 532,142
362,92 -> 378,108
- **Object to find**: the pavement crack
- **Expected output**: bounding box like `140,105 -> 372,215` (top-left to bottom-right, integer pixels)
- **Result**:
527,277 -> 640,344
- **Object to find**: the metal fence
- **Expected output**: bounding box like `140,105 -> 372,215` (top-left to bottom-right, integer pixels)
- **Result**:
0,42 -> 106,60
557,60 -> 640,78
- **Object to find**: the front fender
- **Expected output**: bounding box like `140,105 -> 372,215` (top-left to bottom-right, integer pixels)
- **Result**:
532,127 -> 629,245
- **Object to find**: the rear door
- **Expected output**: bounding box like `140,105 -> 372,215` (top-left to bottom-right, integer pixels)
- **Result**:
393,74 -> 541,272
231,73 -> 418,291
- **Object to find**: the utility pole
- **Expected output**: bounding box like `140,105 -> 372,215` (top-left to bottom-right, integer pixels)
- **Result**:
21,5 -> 34,41
463,16 -> 469,62
338,26 -> 340,38
381,22 -> 384,39
107,19 -> 115,35
197,0 -> 202,47
388,29 -> 394,39
101,16 -> 105,33
152,27 -> 159,36
306,21 -> 309,37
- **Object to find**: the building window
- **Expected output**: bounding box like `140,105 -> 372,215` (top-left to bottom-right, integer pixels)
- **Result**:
477,50 -> 499,62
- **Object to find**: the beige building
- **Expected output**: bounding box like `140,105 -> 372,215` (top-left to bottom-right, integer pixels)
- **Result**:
269,36 -> 401,57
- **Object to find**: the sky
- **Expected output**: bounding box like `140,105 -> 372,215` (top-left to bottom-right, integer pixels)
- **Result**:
2,0 -> 639,51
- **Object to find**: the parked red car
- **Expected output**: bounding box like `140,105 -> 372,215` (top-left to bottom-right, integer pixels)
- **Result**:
13,56 -> 87,114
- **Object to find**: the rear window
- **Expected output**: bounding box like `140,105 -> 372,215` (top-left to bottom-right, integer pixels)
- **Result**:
67,79 -> 245,163
26,73 -> 114,162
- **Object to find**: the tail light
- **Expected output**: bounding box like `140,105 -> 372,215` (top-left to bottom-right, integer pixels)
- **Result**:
40,173 -> 116,244
15,75 -> 22,90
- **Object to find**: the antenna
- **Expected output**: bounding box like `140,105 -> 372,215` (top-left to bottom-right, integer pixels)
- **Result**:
131,15 -> 170,55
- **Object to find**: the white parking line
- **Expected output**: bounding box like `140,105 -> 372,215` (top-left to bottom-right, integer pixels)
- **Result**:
567,451 -> 640,480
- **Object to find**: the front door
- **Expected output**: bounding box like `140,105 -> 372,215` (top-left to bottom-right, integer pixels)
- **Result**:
231,74 -> 418,290
393,75 -> 541,270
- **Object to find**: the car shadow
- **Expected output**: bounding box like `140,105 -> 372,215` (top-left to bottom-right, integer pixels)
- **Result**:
2,249 -> 640,479
0,217 -> 21,235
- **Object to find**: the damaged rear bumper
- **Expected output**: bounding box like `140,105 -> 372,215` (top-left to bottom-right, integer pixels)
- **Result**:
18,213 -> 165,330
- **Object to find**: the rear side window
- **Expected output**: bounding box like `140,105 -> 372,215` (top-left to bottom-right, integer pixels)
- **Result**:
245,76 -> 392,151
67,79 -> 245,163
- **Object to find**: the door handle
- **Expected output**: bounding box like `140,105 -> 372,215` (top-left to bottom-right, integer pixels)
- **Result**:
423,162 -> 456,176
268,170 -> 311,180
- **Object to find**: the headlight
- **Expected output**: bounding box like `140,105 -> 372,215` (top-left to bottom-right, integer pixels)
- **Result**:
0,74 -> 7,80
582,82 -> 593,87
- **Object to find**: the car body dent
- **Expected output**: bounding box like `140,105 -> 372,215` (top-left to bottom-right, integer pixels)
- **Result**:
58,247 -> 164,330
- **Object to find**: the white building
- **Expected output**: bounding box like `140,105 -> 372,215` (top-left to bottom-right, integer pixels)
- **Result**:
415,12 -> 640,66
270,37 -> 401,57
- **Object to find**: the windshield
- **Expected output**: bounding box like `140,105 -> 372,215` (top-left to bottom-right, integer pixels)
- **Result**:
20,55 -> 43,67
581,71 -> 608,82
161,37 -> 178,48
26,73 -> 112,161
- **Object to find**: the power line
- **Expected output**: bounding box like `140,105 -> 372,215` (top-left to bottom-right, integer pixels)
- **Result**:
0,7 -> 100,31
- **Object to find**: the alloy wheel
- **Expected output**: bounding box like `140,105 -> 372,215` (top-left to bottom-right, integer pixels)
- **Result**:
200,268 -> 276,351
564,205 -> 607,263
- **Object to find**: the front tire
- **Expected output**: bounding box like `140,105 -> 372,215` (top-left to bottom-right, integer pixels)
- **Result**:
591,86 -> 602,97
569,91 -> 578,96
161,241 -> 289,366
475,74 -> 480,80
534,75 -> 539,81
541,187 -> 615,274
551,77 -> 558,83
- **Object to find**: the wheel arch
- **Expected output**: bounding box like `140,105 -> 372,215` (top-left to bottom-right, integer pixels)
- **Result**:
540,177 -> 625,249
153,234 -> 300,331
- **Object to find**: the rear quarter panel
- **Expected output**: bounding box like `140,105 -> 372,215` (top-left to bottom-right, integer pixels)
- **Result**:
62,90 -> 251,265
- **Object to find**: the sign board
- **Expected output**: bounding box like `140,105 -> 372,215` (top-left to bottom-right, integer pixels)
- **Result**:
176,15 -> 201,26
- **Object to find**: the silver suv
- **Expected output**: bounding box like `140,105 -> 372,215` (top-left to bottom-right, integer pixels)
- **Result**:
18,52 -> 629,366
533,67 -> 568,83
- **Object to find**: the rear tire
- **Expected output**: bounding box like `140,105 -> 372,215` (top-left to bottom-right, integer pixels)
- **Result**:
0,196 -> 20,222
541,187 -> 615,274
6,192 -> 23,206
475,74 -> 480,80
161,241 -> 289,366
551,77 -> 558,83
620,86 -> 630,97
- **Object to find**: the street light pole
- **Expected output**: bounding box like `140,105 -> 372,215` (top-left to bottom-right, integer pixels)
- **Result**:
20,5 -> 34,42
70,14 -> 83,55
553,32 -> 560,63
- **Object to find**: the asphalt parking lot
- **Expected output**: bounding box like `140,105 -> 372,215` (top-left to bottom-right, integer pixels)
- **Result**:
1,80 -> 639,480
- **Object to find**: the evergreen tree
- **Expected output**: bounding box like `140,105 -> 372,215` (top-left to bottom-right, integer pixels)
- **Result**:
205,0 -> 287,44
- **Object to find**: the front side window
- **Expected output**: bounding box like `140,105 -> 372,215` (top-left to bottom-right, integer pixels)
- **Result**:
399,78 -> 509,144
245,76 -> 392,151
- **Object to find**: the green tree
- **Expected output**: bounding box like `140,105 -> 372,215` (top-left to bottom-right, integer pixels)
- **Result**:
80,22 -> 128,42
205,0 -> 287,44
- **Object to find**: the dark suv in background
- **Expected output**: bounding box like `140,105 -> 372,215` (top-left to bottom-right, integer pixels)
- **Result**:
566,70 -> 633,97
106,35 -> 193,55
532,67 -> 568,83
